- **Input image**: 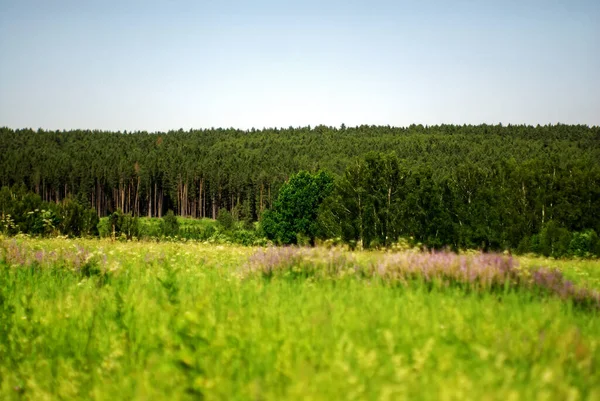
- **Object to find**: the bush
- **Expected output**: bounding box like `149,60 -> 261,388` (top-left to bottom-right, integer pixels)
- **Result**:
521,224 -> 600,258
260,209 -> 289,245
137,218 -> 162,238
569,230 -> 600,257
232,229 -> 258,246
97,218 -> 111,238
217,208 -> 234,231
25,208 -> 59,236
58,198 -> 99,237
160,210 -> 180,237
109,210 -> 139,240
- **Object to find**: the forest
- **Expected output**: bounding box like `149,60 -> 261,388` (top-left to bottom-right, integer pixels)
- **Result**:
1,124 -> 599,254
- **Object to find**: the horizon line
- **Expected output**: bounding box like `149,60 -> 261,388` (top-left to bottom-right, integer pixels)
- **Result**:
2,122 -> 599,134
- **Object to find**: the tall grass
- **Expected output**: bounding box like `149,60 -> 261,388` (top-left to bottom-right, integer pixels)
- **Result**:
0,239 -> 599,400
243,247 -> 600,308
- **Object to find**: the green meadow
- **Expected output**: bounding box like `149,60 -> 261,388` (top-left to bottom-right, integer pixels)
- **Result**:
0,238 -> 599,401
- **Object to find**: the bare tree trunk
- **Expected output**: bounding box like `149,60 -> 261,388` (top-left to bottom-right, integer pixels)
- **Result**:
218,186 -> 222,215
198,178 -> 202,218
135,176 -> 140,216
200,179 -> 204,218
158,187 -> 162,218
184,181 -> 188,217
120,180 -> 125,212
260,184 -> 264,212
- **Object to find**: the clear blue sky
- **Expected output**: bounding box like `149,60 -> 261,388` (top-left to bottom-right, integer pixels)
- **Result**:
1,0 -> 599,131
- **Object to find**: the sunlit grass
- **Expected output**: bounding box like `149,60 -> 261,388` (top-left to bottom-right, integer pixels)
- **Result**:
0,238 -> 599,400
519,256 -> 600,290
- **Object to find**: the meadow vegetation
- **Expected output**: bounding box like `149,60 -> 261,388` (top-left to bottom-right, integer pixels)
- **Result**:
0,237 -> 599,400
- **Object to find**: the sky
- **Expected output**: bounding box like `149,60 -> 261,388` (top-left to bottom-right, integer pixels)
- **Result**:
0,0 -> 599,131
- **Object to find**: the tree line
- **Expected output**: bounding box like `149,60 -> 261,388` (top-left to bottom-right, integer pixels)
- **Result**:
1,124 -> 599,254
2,124 -> 597,220
261,159 -> 599,256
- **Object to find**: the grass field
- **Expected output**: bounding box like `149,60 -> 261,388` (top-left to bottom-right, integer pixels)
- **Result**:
1,238 -> 599,400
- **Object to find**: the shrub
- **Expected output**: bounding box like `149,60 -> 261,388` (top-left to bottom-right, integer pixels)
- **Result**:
569,229 -> 600,257
231,229 -> 260,246
58,198 -> 99,237
161,210 -> 180,237
97,217 -> 111,238
217,208 -> 234,231
109,210 -> 139,240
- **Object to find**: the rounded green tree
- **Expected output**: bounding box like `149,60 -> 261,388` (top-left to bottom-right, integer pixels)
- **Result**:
260,171 -> 333,245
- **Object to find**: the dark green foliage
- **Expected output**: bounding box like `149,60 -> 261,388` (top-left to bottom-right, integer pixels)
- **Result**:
0,185 -> 97,237
320,152 -> 600,254
231,229 -> 261,246
2,124 -> 597,222
261,171 -> 333,245
193,223 -> 216,241
110,210 -> 140,240
569,230 -> 600,257
232,201 -> 254,230
531,221 -> 572,257
96,216 -> 266,245
58,198 -> 99,237
0,185 -> 49,235
160,210 -> 180,237
259,209 -> 284,242
109,211 -> 121,238
216,208 -> 234,231
519,225 -> 600,258
321,153 -> 455,249
1,124 -> 600,254
26,208 -> 60,236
